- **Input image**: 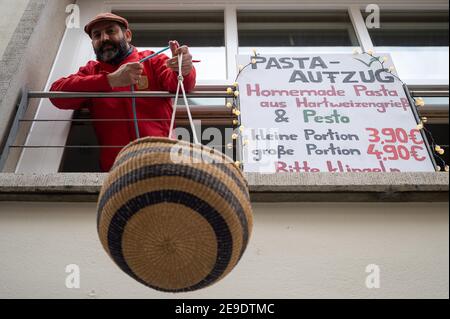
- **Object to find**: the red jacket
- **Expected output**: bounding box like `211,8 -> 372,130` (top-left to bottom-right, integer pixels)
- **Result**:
50,47 -> 196,171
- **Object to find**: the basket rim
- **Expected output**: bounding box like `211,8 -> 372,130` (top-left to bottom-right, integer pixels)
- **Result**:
119,137 -> 246,180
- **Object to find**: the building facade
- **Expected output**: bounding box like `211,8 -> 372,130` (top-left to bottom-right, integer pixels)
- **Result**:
0,0 -> 448,298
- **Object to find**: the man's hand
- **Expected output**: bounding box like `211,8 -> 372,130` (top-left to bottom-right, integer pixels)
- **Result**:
166,40 -> 193,76
107,62 -> 144,88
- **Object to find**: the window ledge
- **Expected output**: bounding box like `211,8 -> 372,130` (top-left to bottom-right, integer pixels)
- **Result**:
0,172 -> 448,202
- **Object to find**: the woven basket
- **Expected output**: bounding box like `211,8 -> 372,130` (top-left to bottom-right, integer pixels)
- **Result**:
97,137 -> 253,292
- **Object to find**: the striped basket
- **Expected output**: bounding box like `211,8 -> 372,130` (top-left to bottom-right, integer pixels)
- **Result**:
97,137 -> 253,292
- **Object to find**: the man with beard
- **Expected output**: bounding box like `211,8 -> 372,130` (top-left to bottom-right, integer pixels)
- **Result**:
50,13 -> 196,171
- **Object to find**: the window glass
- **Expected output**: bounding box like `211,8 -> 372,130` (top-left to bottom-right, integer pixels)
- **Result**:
115,11 -> 227,81
60,11 -> 231,172
238,11 -> 360,55
366,12 -> 448,47
418,96 -> 449,166
364,11 -> 449,84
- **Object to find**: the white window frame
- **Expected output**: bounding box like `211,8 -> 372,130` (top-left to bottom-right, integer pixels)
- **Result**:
14,0 -> 448,173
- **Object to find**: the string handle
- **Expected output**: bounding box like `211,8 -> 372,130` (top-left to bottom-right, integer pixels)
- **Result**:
130,46 -> 170,139
168,53 -> 200,145
128,45 -> 199,145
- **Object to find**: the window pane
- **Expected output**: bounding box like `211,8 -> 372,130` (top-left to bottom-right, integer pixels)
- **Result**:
114,11 -> 227,81
427,124 -> 449,166
417,97 -> 449,166
133,31 -> 224,47
365,12 -> 449,47
364,12 -> 449,84
60,109 -> 101,173
239,29 -> 356,47
238,11 -> 359,53
59,102 -> 235,172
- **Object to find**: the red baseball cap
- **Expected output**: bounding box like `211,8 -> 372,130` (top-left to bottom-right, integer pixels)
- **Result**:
84,13 -> 129,37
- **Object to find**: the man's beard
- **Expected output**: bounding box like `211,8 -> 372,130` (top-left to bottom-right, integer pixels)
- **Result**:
95,38 -> 130,65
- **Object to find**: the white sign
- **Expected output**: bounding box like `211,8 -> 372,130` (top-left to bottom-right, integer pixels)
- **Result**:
237,54 -> 435,173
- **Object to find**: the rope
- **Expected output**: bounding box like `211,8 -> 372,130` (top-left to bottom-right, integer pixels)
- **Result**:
131,85 -> 140,138
168,53 -> 199,145
130,45 -> 199,145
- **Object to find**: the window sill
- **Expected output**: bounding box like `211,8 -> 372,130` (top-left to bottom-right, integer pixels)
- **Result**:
0,172 -> 448,202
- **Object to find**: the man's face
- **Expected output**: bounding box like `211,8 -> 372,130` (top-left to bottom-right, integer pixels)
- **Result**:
91,21 -> 131,63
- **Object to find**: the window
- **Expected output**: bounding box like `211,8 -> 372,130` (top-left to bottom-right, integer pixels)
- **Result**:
115,10 -> 227,81
114,10 -> 233,154
56,10 -> 235,172
238,11 -> 360,55
366,12 -> 448,47
116,9 -> 230,139
60,106 -> 237,172
416,95 -> 450,166
364,11 -> 449,85
427,124 -> 449,165
60,109 -> 101,172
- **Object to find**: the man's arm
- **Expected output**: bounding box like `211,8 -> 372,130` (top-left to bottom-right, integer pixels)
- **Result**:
50,61 -> 112,110
154,42 -> 196,93
155,56 -> 196,93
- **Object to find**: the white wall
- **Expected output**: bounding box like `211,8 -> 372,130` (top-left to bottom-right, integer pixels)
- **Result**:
0,201 -> 448,299
0,0 -> 30,59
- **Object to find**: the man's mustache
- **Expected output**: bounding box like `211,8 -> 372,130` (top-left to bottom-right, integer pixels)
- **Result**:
98,41 -> 119,53
95,38 -> 129,64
